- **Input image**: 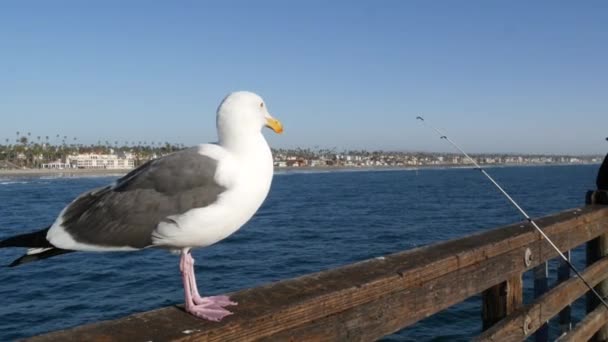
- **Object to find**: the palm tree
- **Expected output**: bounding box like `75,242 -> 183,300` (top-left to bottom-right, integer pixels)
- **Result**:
6,139 -> 13,161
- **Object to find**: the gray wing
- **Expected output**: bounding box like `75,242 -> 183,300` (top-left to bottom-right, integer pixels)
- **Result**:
60,147 -> 227,249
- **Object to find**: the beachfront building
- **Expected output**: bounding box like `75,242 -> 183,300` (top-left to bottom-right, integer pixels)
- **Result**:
42,160 -> 73,169
66,152 -> 135,170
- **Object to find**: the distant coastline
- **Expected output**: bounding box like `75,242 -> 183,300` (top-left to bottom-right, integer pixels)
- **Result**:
0,168 -> 129,178
276,162 -> 601,174
0,162 -> 600,178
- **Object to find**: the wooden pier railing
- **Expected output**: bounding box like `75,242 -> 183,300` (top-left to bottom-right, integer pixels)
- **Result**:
31,192 -> 608,341
28,192 -> 608,341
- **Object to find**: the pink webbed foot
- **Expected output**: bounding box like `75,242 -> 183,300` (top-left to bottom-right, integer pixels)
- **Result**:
180,250 -> 238,322
193,294 -> 238,307
186,295 -> 238,321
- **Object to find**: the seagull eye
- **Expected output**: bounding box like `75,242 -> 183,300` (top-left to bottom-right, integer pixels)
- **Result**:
260,102 -> 264,108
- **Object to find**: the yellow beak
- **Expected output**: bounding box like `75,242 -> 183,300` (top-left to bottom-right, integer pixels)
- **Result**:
265,117 -> 284,134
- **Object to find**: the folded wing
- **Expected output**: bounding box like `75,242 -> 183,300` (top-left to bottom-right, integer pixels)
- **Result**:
54,147 -> 228,249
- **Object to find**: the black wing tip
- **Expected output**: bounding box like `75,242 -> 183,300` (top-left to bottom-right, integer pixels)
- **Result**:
8,254 -> 35,267
7,248 -> 74,267
8,256 -> 28,267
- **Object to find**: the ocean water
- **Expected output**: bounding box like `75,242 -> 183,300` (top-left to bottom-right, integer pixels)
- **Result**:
0,165 -> 601,341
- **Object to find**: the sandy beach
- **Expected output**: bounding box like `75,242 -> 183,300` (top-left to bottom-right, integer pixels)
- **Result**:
0,168 -> 131,178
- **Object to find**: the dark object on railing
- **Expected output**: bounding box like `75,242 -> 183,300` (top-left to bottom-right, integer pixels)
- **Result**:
598,139 -> 608,190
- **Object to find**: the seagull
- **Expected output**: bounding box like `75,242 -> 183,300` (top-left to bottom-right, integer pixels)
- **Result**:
0,91 -> 283,321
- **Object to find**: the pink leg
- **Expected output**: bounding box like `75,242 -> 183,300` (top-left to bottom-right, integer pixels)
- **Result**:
180,249 -> 237,321
184,253 -> 237,306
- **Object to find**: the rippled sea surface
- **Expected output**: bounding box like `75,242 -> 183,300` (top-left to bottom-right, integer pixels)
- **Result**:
0,165 -> 601,340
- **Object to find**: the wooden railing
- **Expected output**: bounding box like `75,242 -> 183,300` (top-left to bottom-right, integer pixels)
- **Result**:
27,190 -> 608,341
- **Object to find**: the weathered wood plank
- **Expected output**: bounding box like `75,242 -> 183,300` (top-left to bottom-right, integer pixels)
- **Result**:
265,247 -> 532,342
482,275 -> 523,330
473,256 -> 608,342
556,305 -> 608,342
27,207 -> 608,342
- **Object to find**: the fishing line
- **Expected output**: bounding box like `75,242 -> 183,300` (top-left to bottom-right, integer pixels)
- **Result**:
416,116 -> 608,310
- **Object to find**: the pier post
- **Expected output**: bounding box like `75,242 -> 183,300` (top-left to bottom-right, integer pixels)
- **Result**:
586,155 -> 608,342
557,250 -> 572,334
481,274 -> 523,330
533,262 -> 549,341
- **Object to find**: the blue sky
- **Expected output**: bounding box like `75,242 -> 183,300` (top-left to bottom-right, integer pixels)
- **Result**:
1,1 -> 606,154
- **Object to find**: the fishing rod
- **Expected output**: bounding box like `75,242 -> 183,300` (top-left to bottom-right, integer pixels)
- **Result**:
416,115 -> 608,310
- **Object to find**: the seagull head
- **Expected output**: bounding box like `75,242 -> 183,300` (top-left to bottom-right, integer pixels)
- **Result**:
216,91 -> 283,139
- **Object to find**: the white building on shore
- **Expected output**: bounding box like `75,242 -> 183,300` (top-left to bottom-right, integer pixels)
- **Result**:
41,160 -> 73,169
67,152 -> 135,170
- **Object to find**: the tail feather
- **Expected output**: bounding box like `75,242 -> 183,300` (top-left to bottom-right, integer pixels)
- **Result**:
1,226 -> 73,267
